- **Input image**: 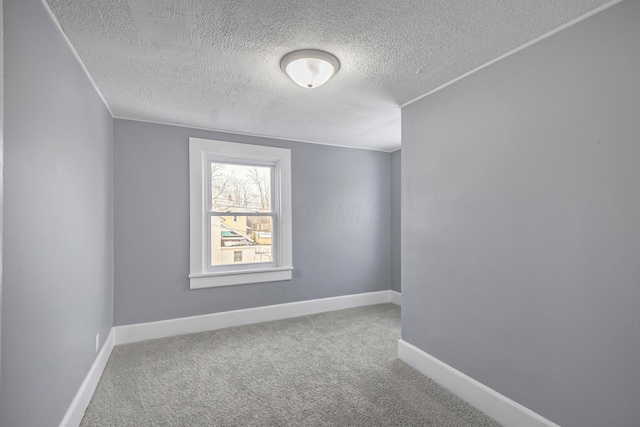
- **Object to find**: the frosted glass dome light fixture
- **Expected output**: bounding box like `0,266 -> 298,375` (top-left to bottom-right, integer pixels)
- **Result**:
281,49 -> 340,89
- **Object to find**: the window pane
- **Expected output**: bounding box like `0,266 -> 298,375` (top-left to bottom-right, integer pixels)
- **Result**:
210,162 -> 272,212
210,215 -> 273,266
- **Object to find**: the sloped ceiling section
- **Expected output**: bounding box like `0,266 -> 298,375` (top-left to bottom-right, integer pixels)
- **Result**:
47,0 -> 611,151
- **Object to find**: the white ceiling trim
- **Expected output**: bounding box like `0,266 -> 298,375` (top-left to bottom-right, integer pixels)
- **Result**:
114,117 -> 396,153
40,0 -> 400,153
401,0 -> 625,108
41,0 -> 393,154
40,0 -> 114,117
41,0 -> 621,152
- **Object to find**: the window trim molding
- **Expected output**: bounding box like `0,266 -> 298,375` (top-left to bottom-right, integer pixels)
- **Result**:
189,138 -> 293,289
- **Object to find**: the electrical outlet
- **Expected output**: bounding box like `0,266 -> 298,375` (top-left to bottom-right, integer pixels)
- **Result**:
95,333 -> 100,352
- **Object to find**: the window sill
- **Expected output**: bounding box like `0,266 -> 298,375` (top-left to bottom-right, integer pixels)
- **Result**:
189,266 -> 294,289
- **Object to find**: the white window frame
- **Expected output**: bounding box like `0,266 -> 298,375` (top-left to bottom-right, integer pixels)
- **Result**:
189,138 -> 293,289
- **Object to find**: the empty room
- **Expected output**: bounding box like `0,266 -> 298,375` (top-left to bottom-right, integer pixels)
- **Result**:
1,0 -> 639,426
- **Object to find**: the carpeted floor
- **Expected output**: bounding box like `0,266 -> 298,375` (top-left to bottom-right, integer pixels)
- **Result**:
81,304 -> 501,426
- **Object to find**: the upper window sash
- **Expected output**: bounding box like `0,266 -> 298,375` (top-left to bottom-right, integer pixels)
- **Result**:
206,157 -> 277,215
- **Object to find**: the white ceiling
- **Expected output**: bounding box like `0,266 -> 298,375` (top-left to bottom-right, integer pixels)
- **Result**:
47,0 -> 613,151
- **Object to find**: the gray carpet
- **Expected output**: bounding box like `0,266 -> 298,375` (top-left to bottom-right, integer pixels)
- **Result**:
81,304 -> 501,426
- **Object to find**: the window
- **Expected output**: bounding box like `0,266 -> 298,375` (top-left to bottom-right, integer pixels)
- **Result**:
189,138 -> 292,289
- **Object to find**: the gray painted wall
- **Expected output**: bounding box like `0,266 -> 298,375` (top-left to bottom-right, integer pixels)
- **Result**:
0,0 -> 4,390
401,2 -> 640,427
0,0 -> 114,425
390,150 -> 401,293
114,119 -> 391,325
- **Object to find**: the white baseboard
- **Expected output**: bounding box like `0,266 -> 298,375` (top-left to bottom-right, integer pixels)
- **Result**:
398,340 -> 561,427
59,329 -> 115,427
58,291 -> 398,425
390,290 -> 401,306
115,290 -> 395,345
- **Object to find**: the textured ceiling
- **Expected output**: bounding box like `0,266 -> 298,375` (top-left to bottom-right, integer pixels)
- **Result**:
47,0 -> 613,151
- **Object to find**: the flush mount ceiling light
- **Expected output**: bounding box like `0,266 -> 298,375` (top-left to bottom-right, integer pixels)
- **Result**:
280,49 -> 340,89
